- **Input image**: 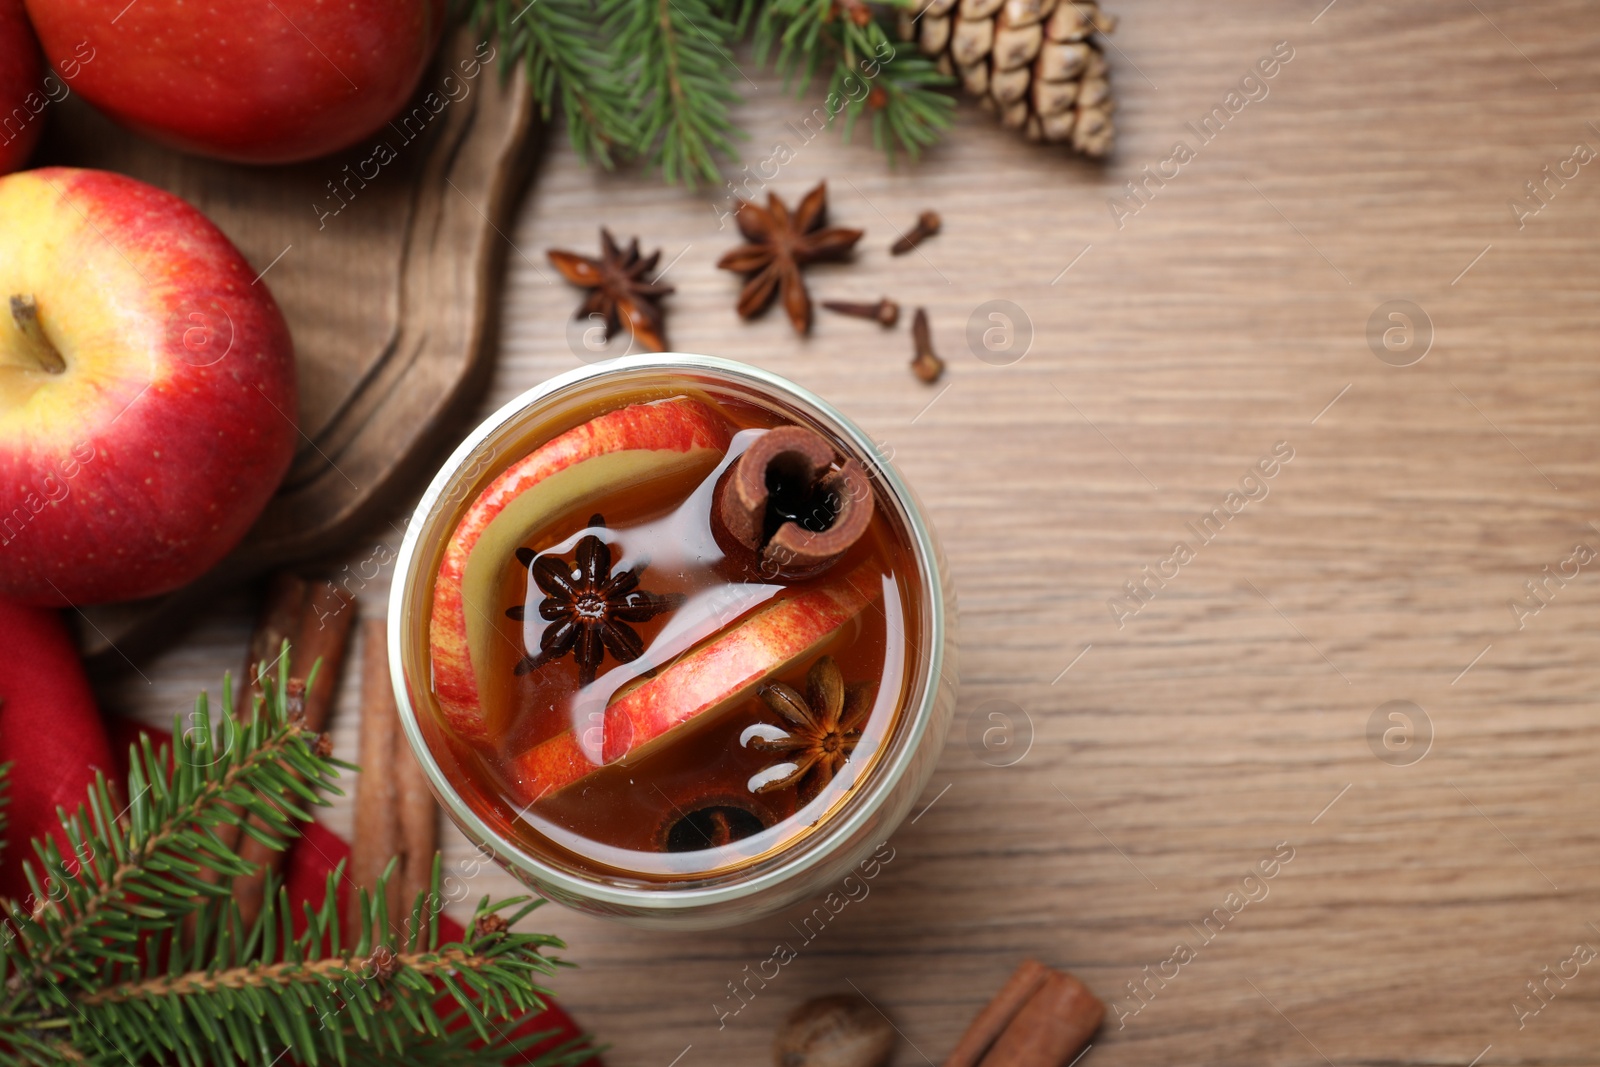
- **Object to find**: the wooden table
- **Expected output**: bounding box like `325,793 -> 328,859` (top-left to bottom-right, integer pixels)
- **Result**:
99,1 -> 1600,1063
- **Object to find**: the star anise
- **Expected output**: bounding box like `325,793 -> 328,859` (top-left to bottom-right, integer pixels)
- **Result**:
747,656 -> 873,799
548,229 -> 674,352
716,182 -> 863,335
508,514 -> 681,686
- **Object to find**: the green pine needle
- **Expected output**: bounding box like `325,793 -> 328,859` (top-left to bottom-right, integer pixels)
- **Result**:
606,0 -> 745,184
757,0 -> 953,160
469,0 -> 636,165
0,651 -> 590,1067
464,0 -> 955,182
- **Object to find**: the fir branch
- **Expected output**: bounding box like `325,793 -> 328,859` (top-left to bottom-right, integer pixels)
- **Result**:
338,1021 -> 594,1067
80,945 -> 483,1004
72,865 -> 570,1067
757,0 -> 953,160
605,0 -> 745,184
1,656 -> 347,1004
469,0 -> 636,165
339,1023 -> 594,1067
467,0 -> 954,181
0,657 -> 590,1067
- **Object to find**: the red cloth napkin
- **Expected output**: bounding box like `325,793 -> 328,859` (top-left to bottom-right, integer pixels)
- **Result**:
0,601 -> 593,1064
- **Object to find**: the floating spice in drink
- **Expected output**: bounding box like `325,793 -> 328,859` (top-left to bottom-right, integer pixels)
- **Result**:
417,375 -> 928,885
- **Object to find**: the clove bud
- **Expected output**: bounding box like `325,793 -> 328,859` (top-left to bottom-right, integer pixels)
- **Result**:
822,297 -> 899,327
909,307 -> 944,383
891,210 -> 941,255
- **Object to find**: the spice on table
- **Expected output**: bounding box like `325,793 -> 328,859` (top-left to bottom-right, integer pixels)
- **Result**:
235,572 -> 355,722
942,960 -> 1103,1067
891,210 -> 941,255
350,618 -> 402,929
942,959 -> 1050,1067
348,616 -> 439,928
910,307 -> 945,383
775,993 -> 895,1067
224,573 -> 356,929
548,229 -> 675,352
822,297 -> 900,327
748,656 -> 872,800
717,181 -> 864,335
394,690 -> 438,910
711,424 -> 874,580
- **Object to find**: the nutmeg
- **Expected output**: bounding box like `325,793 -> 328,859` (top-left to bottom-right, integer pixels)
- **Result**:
775,994 -> 895,1067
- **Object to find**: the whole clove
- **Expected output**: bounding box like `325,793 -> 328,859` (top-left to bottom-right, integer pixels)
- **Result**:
910,308 -> 944,383
822,297 -> 900,327
891,210 -> 941,255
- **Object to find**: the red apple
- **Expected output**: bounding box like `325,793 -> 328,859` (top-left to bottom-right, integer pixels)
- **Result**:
511,564 -> 878,802
430,398 -> 732,744
0,0 -> 44,174
23,0 -> 447,164
0,167 -> 297,605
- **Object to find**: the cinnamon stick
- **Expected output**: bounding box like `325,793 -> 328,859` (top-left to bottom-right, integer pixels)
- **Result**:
205,573 -> 310,869
236,572 -> 311,712
187,573 -> 320,937
942,959 -> 1052,1067
393,714 -> 438,915
348,618 -> 401,930
976,970 -> 1103,1067
230,574 -> 356,928
298,580 -> 358,723
349,617 -> 439,933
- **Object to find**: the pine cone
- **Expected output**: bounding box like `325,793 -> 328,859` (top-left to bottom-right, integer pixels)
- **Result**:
902,0 -> 1117,156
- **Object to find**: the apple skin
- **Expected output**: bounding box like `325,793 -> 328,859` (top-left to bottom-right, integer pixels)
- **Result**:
23,0 -> 446,164
511,564 -> 877,802
0,0 -> 44,174
430,398 -> 732,744
0,167 -> 297,606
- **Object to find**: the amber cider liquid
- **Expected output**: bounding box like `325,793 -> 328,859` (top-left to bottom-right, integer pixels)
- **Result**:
426,381 -> 922,884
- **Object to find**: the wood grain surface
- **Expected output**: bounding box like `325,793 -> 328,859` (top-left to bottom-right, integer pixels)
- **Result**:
95,1 -> 1600,1064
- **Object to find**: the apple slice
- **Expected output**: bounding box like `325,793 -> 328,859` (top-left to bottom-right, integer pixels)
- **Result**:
430,397 -> 730,743
510,563 -> 879,802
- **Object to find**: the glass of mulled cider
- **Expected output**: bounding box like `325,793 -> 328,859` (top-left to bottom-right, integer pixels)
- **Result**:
389,355 -> 955,928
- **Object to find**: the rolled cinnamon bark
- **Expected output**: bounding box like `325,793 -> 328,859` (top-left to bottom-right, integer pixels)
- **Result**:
975,970 -> 1103,1067
941,959 -> 1051,1067
230,575 -> 356,928
711,424 -> 874,580
298,580 -> 357,725
236,572 -> 311,712
394,721 -> 438,917
209,573 -> 311,869
348,618 -> 402,930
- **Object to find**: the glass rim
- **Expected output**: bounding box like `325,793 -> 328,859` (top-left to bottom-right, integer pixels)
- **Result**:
387,353 -> 948,912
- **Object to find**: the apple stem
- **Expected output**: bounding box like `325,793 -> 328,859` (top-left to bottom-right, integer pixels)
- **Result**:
9,295 -> 66,374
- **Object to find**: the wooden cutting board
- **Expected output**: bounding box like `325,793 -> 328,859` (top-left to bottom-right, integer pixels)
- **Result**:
38,25 -> 541,672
